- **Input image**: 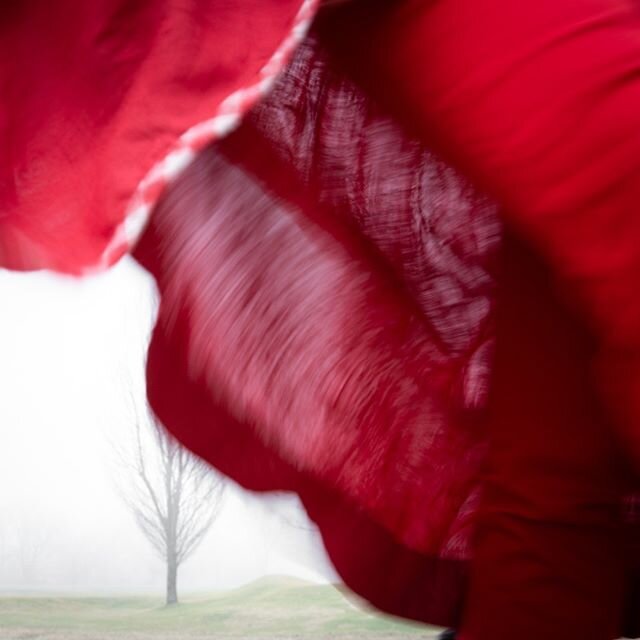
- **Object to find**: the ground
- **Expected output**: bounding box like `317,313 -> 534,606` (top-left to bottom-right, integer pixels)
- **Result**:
0,576 -> 442,640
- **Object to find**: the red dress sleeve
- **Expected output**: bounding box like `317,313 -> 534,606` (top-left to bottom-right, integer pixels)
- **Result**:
365,0 -> 640,458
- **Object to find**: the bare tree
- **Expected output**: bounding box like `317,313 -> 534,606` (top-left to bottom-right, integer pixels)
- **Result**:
116,406 -> 224,605
18,529 -> 47,584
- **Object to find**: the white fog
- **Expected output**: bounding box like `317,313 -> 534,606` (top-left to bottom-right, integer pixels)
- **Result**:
0,257 -> 337,595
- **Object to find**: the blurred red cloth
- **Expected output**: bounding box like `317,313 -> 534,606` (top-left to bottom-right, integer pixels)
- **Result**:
135,28 -> 498,625
3,0 -> 640,635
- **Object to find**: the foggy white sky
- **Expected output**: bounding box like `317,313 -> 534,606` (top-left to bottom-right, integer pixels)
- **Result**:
0,257 -> 337,593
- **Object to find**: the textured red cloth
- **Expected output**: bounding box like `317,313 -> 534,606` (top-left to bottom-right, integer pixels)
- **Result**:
135,28 -> 499,625
134,10 -> 640,633
361,0 -> 640,468
4,0 -> 640,636
0,0 -> 306,271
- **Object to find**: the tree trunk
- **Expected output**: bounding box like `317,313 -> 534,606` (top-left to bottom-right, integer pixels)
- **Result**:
166,556 -> 178,605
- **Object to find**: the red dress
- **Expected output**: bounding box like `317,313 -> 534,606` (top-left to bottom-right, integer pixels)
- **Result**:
3,1 -> 640,637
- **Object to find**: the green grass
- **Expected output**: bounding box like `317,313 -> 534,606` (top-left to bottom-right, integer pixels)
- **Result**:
0,576 -> 440,639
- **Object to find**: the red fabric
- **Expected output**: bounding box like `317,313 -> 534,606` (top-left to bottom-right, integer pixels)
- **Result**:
347,1 -> 640,634
357,0 -> 640,468
5,0 -> 640,636
133,16 -> 640,635
134,28 -> 499,623
0,0 -> 303,272
460,239 -> 632,640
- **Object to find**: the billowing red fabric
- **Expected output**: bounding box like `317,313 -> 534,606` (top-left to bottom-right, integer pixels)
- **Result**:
0,0 -> 304,272
134,28 -> 499,625
4,0 -> 640,636
133,11 -> 640,633
357,0 -> 640,468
